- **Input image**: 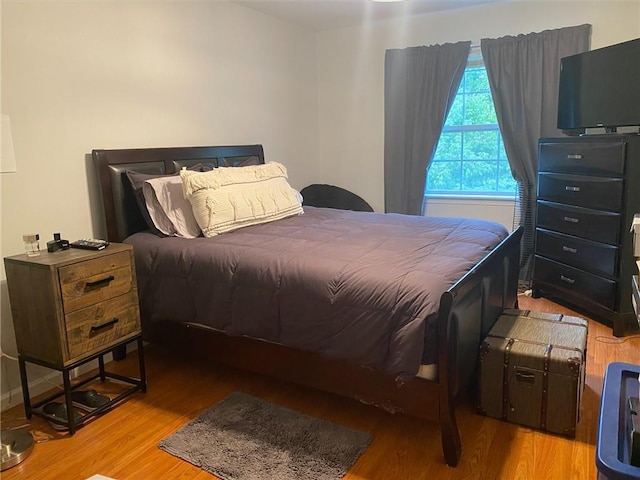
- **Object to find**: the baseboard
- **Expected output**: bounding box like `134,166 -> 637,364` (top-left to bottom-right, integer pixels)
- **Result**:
1,369 -> 64,411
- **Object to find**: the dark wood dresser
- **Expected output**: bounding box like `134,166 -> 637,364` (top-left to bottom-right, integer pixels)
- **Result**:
532,134 -> 640,336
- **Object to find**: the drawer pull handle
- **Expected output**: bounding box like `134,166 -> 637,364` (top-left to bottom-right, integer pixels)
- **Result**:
562,246 -> 578,254
563,216 -> 579,224
90,317 -> 119,333
567,154 -> 583,160
85,275 -> 115,289
565,185 -> 581,192
560,275 -> 575,285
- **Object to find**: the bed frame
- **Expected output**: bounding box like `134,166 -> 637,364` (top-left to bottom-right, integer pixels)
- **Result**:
93,144 -> 523,467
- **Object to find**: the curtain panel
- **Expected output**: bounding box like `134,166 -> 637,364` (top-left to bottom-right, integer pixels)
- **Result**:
481,24 -> 591,286
383,41 -> 470,215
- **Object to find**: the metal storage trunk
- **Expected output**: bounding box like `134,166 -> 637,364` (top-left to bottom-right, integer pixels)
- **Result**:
478,309 -> 588,437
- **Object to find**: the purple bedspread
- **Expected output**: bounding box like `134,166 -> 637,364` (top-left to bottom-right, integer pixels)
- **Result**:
126,207 -> 508,379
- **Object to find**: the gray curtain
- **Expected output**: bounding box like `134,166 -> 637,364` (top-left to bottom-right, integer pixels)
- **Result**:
384,41 -> 470,215
481,24 -> 591,286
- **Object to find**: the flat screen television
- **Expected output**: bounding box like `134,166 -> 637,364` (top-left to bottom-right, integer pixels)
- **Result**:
557,38 -> 640,133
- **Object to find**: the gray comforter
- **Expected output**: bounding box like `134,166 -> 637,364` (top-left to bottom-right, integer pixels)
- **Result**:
126,207 -> 508,379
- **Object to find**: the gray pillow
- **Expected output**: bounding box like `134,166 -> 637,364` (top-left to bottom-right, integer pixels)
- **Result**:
125,164 -> 211,234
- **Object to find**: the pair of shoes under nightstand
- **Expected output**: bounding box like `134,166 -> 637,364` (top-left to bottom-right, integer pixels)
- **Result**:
42,390 -> 110,431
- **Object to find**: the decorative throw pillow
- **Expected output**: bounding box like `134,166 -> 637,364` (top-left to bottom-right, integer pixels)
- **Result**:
181,162 -> 303,237
142,175 -> 202,238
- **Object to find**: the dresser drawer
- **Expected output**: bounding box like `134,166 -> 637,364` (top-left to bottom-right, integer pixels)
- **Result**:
537,173 -> 623,212
534,256 -> 617,310
59,252 -> 133,313
535,228 -> 619,277
65,292 -> 140,359
539,141 -> 625,176
537,201 -> 621,245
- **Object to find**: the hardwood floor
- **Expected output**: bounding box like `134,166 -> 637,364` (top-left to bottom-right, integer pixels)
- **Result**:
2,295 -> 639,480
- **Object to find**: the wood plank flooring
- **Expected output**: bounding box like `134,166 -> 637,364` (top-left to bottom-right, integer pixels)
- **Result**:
2,295 -> 639,479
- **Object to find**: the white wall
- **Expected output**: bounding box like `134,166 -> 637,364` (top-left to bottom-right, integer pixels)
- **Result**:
0,1 -> 319,409
315,0 -> 640,217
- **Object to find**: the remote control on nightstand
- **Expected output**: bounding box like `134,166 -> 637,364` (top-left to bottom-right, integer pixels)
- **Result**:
69,239 -> 109,251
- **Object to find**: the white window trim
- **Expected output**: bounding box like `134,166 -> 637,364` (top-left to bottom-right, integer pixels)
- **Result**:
425,193 -> 516,202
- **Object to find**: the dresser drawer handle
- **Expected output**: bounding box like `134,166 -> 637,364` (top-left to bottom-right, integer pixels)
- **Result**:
85,275 -> 115,289
563,216 -> 579,224
562,246 -> 578,254
567,154 -> 583,160
560,275 -> 575,285
90,317 -> 119,333
564,186 -> 581,192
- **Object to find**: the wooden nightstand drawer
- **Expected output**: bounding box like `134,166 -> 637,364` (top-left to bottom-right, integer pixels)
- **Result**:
60,252 -> 133,313
65,293 -> 140,359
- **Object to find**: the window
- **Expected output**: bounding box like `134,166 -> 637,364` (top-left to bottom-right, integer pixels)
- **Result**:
425,50 -> 516,197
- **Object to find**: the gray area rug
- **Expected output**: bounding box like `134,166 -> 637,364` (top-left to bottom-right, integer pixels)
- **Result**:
158,391 -> 371,480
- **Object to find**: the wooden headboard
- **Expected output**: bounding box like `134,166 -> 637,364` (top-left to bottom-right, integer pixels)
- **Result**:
92,145 -> 265,243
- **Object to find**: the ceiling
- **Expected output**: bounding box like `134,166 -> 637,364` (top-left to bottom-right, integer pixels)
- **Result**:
235,0 -> 507,32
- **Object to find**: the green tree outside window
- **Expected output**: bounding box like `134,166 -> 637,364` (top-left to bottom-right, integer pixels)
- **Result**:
426,53 -> 516,197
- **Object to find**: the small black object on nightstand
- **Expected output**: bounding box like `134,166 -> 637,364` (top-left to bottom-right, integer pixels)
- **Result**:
47,233 -> 70,252
70,239 -> 109,251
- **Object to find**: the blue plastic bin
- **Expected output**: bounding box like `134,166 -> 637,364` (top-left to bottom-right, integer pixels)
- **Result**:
596,362 -> 640,480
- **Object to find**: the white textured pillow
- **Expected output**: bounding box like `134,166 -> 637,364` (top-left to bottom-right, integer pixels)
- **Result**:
142,175 -> 202,238
180,162 -> 303,237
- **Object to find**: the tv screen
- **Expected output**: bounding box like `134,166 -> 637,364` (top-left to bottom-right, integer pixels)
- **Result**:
557,38 -> 640,132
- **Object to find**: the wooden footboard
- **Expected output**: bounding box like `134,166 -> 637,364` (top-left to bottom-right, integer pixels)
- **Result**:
437,226 -> 523,466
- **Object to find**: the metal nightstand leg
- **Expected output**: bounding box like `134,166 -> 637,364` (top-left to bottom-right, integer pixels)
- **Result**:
98,355 -> 106,382
62,370 -> 76,435
18,356 -> 32,419
137,336 -> 147,393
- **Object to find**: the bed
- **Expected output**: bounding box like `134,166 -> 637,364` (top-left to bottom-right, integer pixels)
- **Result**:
93,144 -> 523,467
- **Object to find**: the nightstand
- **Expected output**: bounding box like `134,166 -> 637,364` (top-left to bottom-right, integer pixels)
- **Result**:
4,243 -> 146,434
